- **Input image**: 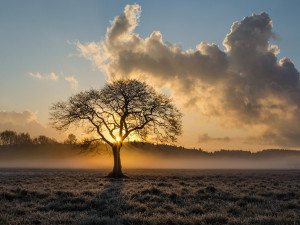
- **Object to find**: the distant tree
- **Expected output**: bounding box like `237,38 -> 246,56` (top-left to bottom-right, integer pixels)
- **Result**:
32,137 -> 39,144
50,79 -> 182,178
33,135 -> 56,145
0,130 -> 17,145
64,133 -> 77,145
16,132 -> 32,145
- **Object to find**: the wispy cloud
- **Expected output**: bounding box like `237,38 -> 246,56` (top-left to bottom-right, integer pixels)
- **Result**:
28,72 -> 58,80
75,4 -> 300,147
28,72 -> 43,79
65,76 -> 78,89
29,72 -> 78,90
198,133 -> 230,143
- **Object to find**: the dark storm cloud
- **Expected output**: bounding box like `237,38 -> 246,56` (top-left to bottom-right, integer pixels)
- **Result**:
76,5 -> 300,147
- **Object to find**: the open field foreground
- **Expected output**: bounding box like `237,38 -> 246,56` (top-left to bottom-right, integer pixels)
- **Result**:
0,169 -> 299,225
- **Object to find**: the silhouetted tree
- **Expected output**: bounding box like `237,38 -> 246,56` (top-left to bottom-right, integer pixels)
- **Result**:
0,130 -> 17,145
33,135 -> 57,145
16,132 -> 32,145
50,79 -> 182,178
64,133 -> 77,145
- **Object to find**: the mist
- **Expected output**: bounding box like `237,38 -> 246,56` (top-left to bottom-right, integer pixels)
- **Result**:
0,144 -> 299,170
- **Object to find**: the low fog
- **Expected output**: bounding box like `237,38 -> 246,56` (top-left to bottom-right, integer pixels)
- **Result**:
0,144 -> 299,169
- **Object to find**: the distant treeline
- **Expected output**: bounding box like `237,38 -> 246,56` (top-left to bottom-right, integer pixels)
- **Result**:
1,130 -> 300,159
0,130 -> 77,146
125,142 -> 300,159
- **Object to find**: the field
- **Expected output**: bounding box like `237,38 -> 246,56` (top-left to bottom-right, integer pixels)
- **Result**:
0,169 -> 299,225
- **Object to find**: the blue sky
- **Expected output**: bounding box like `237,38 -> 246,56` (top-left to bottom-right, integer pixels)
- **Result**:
1,0 -> 300,150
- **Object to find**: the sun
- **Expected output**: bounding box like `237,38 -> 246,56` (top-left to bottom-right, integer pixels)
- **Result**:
116,136 -> 121,142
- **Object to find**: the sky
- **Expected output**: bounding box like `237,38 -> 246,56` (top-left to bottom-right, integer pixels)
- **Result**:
1,0 -> 300,151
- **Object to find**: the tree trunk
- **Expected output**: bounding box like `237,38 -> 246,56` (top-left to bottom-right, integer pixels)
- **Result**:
107,143 -> 127,178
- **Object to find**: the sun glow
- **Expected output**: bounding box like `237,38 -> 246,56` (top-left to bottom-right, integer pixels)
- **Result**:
116,136 -> 121,142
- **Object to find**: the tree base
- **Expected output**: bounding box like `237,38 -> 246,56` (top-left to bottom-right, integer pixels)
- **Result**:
105,171 -> 128,178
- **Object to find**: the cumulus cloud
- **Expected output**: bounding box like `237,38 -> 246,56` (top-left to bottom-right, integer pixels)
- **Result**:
0,110 -> 59,139
76,5 -> 300,147
29,72 -> 58,80
65,76 -> 79,89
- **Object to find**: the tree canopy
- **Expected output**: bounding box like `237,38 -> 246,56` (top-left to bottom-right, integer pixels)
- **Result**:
50,79 -> 182,145
50,79 -> 182,177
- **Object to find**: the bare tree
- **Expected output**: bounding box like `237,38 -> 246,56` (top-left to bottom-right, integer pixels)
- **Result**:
0,130 -> 17,146
64,134 -> 77,145
32,135 -> 57,145
50,79 -> 182,178
16,133 -> 32,145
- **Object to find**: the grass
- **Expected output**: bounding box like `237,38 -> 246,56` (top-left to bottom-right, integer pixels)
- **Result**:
0,169 -> 299,224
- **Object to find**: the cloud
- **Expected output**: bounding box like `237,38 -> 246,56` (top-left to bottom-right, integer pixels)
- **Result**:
0,110 -> 37,125
29,72 -> 58,80
0,110 -> 59,139
49,72 -> 58,80
198,133 -> 230,143
76,5 -> 300,147
29,72 -> 43,79
65,76 -> 79,89
29,72 -> 78,89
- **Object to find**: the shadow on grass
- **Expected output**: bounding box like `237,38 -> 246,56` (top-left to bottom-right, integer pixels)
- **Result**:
80,178 -> 125,225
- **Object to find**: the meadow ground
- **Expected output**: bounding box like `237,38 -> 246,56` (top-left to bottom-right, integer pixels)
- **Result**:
0,169 -> 299,225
